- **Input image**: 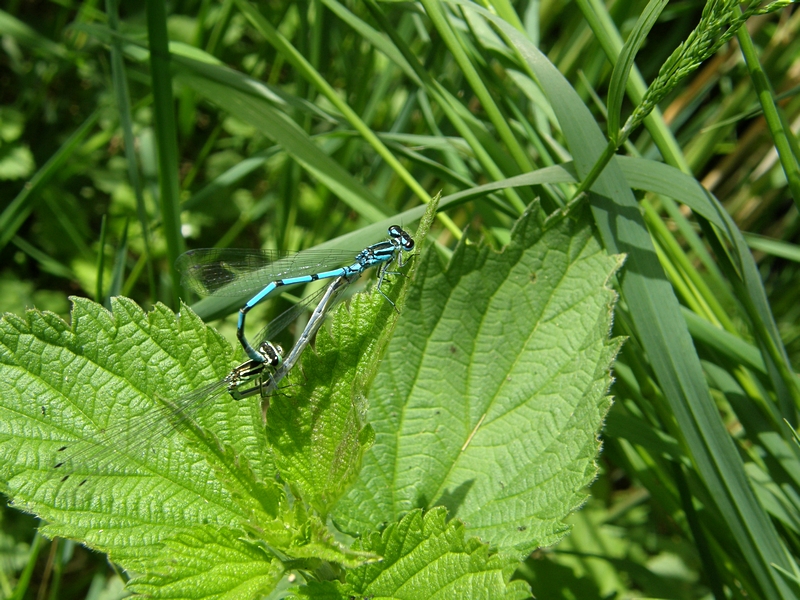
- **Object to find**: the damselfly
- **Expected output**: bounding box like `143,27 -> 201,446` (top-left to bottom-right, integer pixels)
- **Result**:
176,226 -> 414,362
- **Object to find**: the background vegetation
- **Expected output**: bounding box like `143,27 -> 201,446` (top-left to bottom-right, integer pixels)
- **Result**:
1,0 -> 799,598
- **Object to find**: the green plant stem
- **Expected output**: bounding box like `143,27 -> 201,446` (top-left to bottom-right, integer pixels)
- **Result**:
735,8 -> 800,210
572,138 -> 616,198
8,532 -> 44,600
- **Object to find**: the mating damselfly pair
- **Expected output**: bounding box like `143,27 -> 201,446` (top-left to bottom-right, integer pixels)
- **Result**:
171,223 -> 414,399
50,225 -> 415,483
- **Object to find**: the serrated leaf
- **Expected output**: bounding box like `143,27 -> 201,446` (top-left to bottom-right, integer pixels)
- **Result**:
0,298 -> 279,535
126,526 -> 284,600
266,290 -> 396,517
0,297 -> 336,593
266,200 -> 439,517
334,201 -> 622,557
297,507 -> 531,599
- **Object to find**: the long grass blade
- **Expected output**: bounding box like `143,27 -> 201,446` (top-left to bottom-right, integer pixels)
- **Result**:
107,0 -> 157,301
145,0 -> 185,307
0,110 -> 100,252
466,4 -> 795,597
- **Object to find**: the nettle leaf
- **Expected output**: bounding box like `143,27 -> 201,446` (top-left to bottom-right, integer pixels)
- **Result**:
127,527 -> 285,599
334,201 -> 623,557
297,507 -> 531,599
0,200 -> 439,596
0,297 -> 329,594
266,200 -> 438,517
0,299 -> 268,540
266,289 -> 397,517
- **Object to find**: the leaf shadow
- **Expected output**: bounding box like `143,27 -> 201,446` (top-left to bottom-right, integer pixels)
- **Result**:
429,478 -> 475,518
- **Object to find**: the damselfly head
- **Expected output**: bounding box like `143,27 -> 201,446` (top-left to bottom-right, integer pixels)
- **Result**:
388,225 -> 415,251
257,341 -> 283,366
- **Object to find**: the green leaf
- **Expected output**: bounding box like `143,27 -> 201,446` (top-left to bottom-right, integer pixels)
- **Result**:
0,144 -> 35,180
298,507 -> 531,600
267,198 -> 439,517
127,527 -> 285,599
0,298 -> 269,536
0,297 -> 358,595
463,4 -> 796,596
334,201 -> 622,557
266,288 -> 387,517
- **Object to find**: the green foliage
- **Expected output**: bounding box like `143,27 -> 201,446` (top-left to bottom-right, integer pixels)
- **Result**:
0,296 -> 369,594
335,201 -> 621,558
299,508 -> 531,599
0,203 -> 617,597
2,0 -> 800,598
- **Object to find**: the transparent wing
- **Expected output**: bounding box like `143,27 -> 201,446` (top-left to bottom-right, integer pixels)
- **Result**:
253,282 -> 342,345
51,377 -> 235,484
260,275 -> 353,397
50,280 -> 350,484
175,247 -> 363,297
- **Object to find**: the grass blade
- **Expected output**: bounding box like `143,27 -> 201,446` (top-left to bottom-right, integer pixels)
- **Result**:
107,0 -> 157,301
145,0 -> 185,307
466,4 -> 795,598
0,110 -> 100,252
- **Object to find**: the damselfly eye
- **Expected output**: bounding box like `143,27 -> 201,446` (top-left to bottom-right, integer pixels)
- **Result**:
388,225 -> 414,250
258,341 -> 284,366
